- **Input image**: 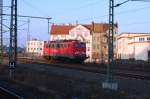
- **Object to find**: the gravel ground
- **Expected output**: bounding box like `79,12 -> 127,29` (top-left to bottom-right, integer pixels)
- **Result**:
0,63 -> 150,99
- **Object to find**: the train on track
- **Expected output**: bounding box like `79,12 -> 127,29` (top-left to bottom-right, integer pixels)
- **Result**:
43,40 -> 87,63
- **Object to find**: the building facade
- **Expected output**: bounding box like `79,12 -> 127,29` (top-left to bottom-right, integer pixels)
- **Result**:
116,33 -> 150,61
91,23 -> 118,63
50,23 -> 118,63
26,38 -> 44,56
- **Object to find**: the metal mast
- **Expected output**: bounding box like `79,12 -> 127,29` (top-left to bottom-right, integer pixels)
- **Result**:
102,0 -> 118,90
107,0 -> 114,82
9,0 -> 17,68
0,0 -> 3,64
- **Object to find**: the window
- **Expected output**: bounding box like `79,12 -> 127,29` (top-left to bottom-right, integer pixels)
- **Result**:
97,37 -> 99,41
74,43 -> 86,48
84,33 -> 88,37
93,44 -> 96,49
51,44 -> 54,48
64,44 -> 67,48
56,44 -> 60,48
93,37 -> 96,40
49,44 -> 51,48
88,47 -> 90,51
139,38 -> 145,42
97,45 -> 99,49
70,33 -> 74,37
147,37 -> 150,41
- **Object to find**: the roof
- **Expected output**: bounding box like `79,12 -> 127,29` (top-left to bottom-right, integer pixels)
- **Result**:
50,24 -> 75,35
92,23 -> 109,33
50,23 -> 118,35
118,32 -> 150,36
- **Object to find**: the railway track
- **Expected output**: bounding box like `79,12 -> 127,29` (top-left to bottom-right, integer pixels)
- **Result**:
0,86 -> 24,99
50,63 -> 150,80
18,57 -> 150,80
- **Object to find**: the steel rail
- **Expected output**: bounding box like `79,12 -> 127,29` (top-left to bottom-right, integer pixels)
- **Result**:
0,86 -> 24,99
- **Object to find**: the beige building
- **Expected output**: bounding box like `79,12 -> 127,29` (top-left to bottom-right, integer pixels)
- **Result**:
26,38 -> 44,56
50,23 -> 118,63
92,23 -> 118,63
116,33 -> 150,61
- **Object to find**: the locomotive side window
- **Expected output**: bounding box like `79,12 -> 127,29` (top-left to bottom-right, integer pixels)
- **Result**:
45,45 -> 48,48
54,44 -> 56,48
52,44 -> 54,48
64,44 -> 67,48
56,44 -> 60,48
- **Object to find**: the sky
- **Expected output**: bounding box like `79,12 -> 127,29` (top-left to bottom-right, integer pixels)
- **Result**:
3,0 -> 150,47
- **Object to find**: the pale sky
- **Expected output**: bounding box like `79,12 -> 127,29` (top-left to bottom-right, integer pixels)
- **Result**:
3,0 -> 150,47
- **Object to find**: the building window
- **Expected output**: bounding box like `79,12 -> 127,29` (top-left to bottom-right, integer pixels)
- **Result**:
88,47 -> 90,51
139,37 -> 145,42
97,45 -> 99,49
93,37 -> 96,41
70,33 -> 74,37
84,33 -> 88,37
147,37 -> 150,41
93,45 -> 96,49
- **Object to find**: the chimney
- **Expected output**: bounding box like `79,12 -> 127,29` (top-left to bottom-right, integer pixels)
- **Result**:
92,21 -> 95,31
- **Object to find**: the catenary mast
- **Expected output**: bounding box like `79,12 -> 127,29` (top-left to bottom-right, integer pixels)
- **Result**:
9,0 -> 17,68
0,0 -> 3,64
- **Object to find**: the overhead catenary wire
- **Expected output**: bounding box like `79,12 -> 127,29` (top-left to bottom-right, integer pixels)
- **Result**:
21,0 -> 48,17
69,5 -> 150,23
2,14 -> 52,20
71,0 -> 105,10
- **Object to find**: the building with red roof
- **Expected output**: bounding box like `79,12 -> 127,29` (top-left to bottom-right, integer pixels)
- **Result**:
50,22 -> 118,63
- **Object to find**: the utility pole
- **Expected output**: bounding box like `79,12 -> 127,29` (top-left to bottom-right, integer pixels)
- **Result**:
102,0 -> 118,90
9,0 -> 17,68
47,18 -> 50,35
0,0 -> 3,64
27,18 -> 30,41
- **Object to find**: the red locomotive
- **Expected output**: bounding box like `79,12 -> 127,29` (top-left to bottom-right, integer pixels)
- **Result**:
43,40 -> 87,62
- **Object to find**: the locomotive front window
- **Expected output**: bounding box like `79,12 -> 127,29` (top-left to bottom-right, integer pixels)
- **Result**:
74,43 -> 85,48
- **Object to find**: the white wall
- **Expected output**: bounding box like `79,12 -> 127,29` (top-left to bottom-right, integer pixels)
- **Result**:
26,40 -> 44,56
117,33 -> 150,61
